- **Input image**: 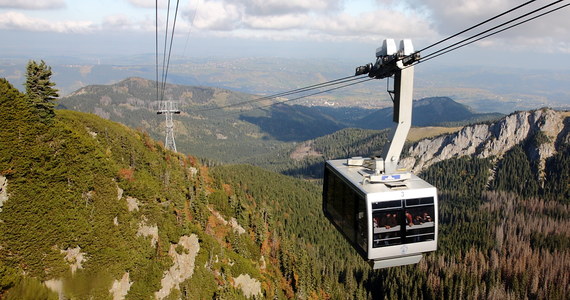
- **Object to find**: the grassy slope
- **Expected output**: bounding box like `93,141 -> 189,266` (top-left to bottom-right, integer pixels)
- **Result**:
407,126 -> 463,142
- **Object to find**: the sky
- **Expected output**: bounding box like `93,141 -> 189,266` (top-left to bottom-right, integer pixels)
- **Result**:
1,0 -> 569,68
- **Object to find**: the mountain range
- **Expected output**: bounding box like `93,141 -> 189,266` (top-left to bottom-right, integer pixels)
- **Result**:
58,77 -> 502,162
1,74 -> 569,299
3,57 -> 569,113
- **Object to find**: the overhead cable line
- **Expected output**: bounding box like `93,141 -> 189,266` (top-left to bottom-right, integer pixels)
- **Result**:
196,0 -> 568,116
418,0 -> 564,64
159,0 -> 172,101
155,0 -> 181,102
417,0 -> 537,53
195,74 -> 364,112
195,1 -> 544,115
161,0 -> 181,101
417,2 -> 570,66
155,0 -> 159,103
254,78 -> 374,109
247,1 -> 566,114
182,0 -> 200,57
207,77 -> 374,117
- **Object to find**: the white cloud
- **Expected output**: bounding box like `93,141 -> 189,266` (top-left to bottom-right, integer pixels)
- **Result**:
0,11 -> 94,33
237,0 -> 342,16
188,0 -> 343,32
103,14 -> 136,31
310,9 -> 436,41
193,1 -> 242,31
0,0 -> 65,9
1,0 -> 567,57
127,0 -> 171,9
243,14 -> 309,30
406,0 -> 533,34
186,0 -> 436,44
400,0 -> 570,52
126,0 -> 154,9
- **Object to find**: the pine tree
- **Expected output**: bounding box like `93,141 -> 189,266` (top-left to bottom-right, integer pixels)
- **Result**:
24,60 -> 59,121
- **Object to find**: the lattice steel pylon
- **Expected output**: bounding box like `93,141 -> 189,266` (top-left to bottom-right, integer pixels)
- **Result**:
157,101 -> 181,152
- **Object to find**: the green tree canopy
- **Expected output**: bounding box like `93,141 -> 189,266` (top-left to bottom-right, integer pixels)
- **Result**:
24,60 -> 59,120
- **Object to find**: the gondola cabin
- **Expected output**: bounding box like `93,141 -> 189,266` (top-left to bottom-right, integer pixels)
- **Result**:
323,158 -> 438,269
323,39 -> 437,268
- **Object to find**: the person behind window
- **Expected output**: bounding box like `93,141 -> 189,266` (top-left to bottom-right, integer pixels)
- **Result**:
378,213 -> 389,229
414,214 -> 423,225
388,213 -> 398,228
422,212 -> 432,223
405,210 -> 413,227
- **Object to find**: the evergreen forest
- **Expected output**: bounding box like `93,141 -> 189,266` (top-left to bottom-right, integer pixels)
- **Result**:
0,69 -> 569,299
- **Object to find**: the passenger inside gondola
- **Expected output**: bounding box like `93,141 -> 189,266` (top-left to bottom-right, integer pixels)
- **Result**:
414,214 -> 423,225
422,212 -> 432,222
378,213 -> 394,229
405,210 -> 413,227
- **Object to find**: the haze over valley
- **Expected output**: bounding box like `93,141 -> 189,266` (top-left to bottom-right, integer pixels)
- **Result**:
2,56 -> 569,114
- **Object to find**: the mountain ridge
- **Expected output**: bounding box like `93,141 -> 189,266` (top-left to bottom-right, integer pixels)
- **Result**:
358,96 -> 502,129
248,108 -> 569,182
59,77 -> 503,162
1,76 -> 569,299
402,108 -> 567,176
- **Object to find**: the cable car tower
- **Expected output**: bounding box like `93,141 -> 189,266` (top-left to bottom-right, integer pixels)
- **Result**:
323,39 -> 438,269
157,100 -> 181,152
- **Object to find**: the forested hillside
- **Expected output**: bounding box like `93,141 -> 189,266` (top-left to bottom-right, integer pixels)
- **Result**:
1,73 -> 568,299
58,77 -> 288,163
58,78 -> 500,164
244,128 -> 389,178
2,78 -> 359,299
237,109 -> 570,299
213,143 -> 570,299
221,113 -> 570,299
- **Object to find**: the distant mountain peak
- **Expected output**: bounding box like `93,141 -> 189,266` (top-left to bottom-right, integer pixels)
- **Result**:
414,96 -> 473,112
117,76 -> 153,86
414,96 -> 455,105
359,96 -> 500,129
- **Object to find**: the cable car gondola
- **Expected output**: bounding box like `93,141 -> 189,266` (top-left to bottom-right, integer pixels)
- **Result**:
322,39 -> 438,269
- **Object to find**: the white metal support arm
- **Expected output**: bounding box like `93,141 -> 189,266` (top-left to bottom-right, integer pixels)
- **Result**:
353,39 -> 419,182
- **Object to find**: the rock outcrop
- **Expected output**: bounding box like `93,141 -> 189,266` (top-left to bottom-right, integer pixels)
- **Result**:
61,246 -> 87,274
137,219 -> 159,248
155,235 -> 200,300
210,208 -> 246,235
0,175 -> 7,213
401,109 -> 567,177
233,274 -> 262,299
126,196 -> 140,212
44,279 -> 64,300
109,272 -> 132,300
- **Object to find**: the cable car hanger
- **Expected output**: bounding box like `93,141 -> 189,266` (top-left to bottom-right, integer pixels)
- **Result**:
352,39 -> 420,184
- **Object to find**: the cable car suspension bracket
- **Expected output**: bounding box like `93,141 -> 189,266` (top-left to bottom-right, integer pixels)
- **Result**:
352,39 -> 420,184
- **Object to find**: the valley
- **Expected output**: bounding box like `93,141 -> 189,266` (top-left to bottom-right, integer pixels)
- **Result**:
1,70 -> 569,299
58,77 -> 503,166
2,0 -> 570,298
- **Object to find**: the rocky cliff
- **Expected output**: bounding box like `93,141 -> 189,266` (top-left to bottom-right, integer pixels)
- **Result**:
401,108 -> 569,179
